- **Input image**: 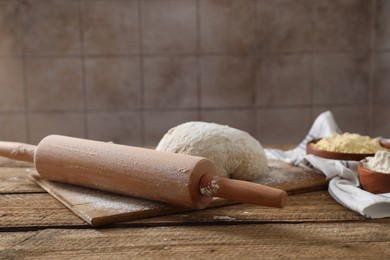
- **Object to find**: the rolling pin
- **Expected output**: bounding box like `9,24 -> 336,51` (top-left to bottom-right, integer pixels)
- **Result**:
0,135 -> 287,209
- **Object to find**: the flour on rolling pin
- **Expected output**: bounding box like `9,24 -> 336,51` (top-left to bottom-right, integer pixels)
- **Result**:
200,179 -> 220,196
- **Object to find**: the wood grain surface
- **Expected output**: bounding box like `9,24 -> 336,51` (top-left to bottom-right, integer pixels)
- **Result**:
1,190 -> 373,229
2,160 -> 390,259
1,223 -> 389,259
29,160 -> 328,226
0,168 -> 42,194
0,157 -> 33,168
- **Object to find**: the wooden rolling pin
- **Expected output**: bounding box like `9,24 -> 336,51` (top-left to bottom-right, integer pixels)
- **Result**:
0,135 -> 287,209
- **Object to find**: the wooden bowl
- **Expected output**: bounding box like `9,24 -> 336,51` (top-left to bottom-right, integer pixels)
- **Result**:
358,162 -> 390,194
381,138 -> 390,148
306,138 -> 375,161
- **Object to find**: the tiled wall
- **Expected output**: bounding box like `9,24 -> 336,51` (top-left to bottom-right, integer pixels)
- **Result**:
0,0 -> 390,146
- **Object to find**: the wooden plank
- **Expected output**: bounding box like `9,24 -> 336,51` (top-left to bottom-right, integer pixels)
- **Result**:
29,160 -> 328,226
129,190 -> 368,225
0,193 -> 86,228
0,157 -> 33,168
256,159 -> 328,194
0,168 -> 43,194
1,223 -> 390,258
0,191 -> 375,229
31,174 -> 189,227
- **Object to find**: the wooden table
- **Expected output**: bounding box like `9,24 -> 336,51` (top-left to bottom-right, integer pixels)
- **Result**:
1,157 -> 390,259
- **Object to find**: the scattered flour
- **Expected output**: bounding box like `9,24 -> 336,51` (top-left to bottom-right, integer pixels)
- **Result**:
200,179 -> 220,196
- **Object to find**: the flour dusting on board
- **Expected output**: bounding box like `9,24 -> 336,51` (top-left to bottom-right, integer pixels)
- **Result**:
36,175 -> 164,213
68,186 -> 160,212
255,159 -> 322,186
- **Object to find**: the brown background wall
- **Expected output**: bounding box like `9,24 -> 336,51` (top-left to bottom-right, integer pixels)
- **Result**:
0,0 -> 389,146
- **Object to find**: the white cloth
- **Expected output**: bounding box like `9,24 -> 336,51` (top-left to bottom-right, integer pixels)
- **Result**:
265,111 -> 390,218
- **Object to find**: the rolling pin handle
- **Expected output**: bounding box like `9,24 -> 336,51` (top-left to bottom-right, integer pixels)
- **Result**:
199,173 -> 288,208
0,142 -> 36,163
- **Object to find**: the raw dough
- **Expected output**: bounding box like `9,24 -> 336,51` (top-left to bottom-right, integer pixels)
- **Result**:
156,122 -> 268,181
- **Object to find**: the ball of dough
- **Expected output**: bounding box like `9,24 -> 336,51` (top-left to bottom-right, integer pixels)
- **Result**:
156,122 -> 268,181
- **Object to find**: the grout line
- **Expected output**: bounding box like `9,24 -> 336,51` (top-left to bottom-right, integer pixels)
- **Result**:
0,103 -> 369,114
371,0 -> 378,51
18,0 -> 31,143
138,0 -> 145,146
0,55 -> 23,58
196,0 -> 201,120
1,103 -> 370,115
310,0 -> 318,121
367,0 -> 377,135
9,47 -> 390,59
252,0 -> 257,137
79,0 -> 89,139
0,111 -> 27,116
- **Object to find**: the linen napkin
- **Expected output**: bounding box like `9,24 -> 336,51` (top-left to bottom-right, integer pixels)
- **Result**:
265,111 -> 390,219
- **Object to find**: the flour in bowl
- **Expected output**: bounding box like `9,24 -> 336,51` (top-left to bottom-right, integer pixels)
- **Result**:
363,151 -> 390,174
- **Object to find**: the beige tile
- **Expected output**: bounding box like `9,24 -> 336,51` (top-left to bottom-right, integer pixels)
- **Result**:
375,0 -> 390,48
256,0 -> 314,51
256,53 -> 311,106
313,107 -> 368,135
0,1 -> 21,55
313,52 -> 369,105
373,52 -> 390,104
83,0 -> 139,55
144,110 -> 198,147
315,0 -> 371,49
143,56 -> 198,108
0,58 -> 24,112
26,58 -> 83,111
371,105 -> 390,138
22,0 -> 81,54
87,111 -> 142,146
142,0 -> 197,53
86,58 -> 141,110
200,0 -> 255,53
201,56 -> 255,107
256,108 -> 311,145
0,114 -> 27,142
29,112 -> 85,144
200,109 -> 255,135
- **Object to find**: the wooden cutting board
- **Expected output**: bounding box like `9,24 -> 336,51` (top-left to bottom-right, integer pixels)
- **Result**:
30,160 -> 327,226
